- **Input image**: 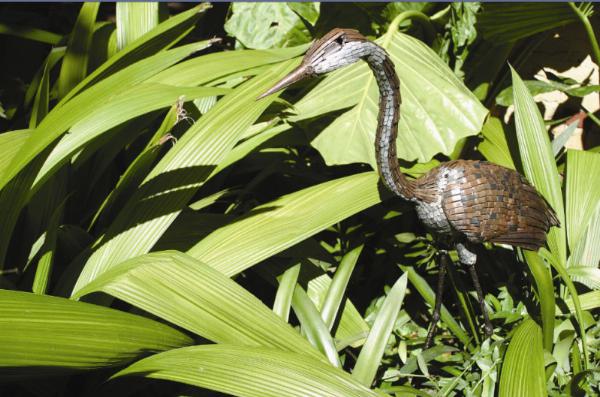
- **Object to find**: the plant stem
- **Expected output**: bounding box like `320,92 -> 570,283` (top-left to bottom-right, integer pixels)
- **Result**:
569,2 -> 600,66
390,10 -> 436,43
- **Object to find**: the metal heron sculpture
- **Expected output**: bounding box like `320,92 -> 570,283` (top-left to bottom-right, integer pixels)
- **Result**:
259,28 -> 559,347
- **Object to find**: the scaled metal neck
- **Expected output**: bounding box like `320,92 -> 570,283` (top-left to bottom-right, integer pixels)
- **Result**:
364,44 -> 415,200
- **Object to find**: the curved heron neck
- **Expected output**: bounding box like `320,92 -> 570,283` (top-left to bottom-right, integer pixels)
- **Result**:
365,47 -> 415,200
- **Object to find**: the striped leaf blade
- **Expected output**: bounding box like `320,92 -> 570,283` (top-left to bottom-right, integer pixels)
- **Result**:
116,3 -> 160,51
72,251 -> 321,360
499,319 -> 547,397
0,289 -> 191,380
58,3 -> 99,98
72,60 -> 297,295
115,345 -> 387,397
187,172 -> 382,277
510,66 -> 566,264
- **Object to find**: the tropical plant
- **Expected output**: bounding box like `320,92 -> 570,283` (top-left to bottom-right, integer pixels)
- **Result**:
0,2 -> 599,396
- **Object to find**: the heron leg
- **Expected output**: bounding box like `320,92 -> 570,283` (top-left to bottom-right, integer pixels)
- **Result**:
425,250 -> 449,349
456,243 -> 493,338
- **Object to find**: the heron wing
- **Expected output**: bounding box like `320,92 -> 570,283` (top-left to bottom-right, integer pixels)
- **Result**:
440,161 -> 558,251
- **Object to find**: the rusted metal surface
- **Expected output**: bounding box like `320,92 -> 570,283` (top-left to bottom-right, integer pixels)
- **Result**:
309,29 -> 561,251
414,160 -> 560,251
259,28 -> 560,343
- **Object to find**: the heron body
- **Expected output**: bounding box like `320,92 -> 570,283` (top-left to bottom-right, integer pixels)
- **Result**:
260,28 -> 559,346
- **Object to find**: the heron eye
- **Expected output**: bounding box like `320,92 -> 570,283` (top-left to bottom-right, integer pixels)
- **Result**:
335,35 -> 345,45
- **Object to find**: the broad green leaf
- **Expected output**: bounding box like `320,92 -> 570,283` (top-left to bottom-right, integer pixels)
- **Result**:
478,117 -> 515,169
0,22 -> 62,45
0,289 -> 191,379
116,3 -> 160,50
225,3 -> 313,49
511,66 -> 566,264
512,69 -> 588,367
32,199 -> 67,295
567,290 -> 600,312
499,319 -> 547,397
72,251 -> 322,360
72,60 -> 296,295
0,129 -> 31,175
287,2 -> 320,25
32,84 -> 228,192
353,273 -> 408,387
308,273 -> 370,349
24,47 -> 65,112
212,122 -> 292,177
292,285 -> 341,367
320,245 -> 363,330
522,250 -> 554,351
568,204 -> 600,269
293,28 -> 487,166
188,189 -> 232,211
478,3 -> 579,44
115,345 -> 387,397
565,150 -> 600,261
568,266 -> 600,290
60,4 -> 209,104
149,44 -> 309,87
0,40 -> 214,194
90,100 -> 181,229
29,55 -> 51,127
399,344 -> 458,378
274,263 -> 301,321
58,3 -> 99,98
187,172 -> 382,276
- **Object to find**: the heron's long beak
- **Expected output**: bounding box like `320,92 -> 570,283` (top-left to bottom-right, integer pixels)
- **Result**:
257,65 -> 310,100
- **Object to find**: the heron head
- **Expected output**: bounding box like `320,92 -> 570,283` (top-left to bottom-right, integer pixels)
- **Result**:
258,28 -> 369,99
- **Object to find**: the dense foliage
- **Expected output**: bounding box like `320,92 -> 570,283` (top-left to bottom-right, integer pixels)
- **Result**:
0,2 -> 599,396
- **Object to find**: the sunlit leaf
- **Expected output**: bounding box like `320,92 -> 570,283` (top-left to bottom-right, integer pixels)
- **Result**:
116,3 -> 160,50
353,273 -> 408,387
274,263 -> 301,321
33,84 -> 227,192
308,273 -> 370,349
0,289 -> 191,379
115,345 -> 387,397
148,44 -> 308,87
72,60 -> 297,295
320,245 -> 363,330
0,129 -> 31,175
292,285 -> 341,367
568,266 -> 600,290
73,251 -> 322,359
565,150 -> 600,262
225,3 -> 313,49
58,3 -> 99,98
187,172 -> 382,276
60,4 -> 209,104
510,66 -> 566,264
478,117 -> 515,169
292,27 -> 487,166
0,40 -> 214,193
568,204 -> 600,269
499,319 -> 546,397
